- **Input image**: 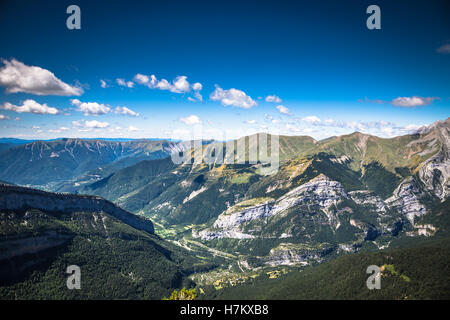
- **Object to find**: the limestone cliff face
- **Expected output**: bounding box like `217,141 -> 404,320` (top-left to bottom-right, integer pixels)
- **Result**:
418,123 -> 450,201
214,203 -> 274,230
386,177 -> 427,224
196,174 -> 349,240
348,190 -> 386,213
277,174 -> 348,207
0,184 -> 154,234
265,246 -> 320,267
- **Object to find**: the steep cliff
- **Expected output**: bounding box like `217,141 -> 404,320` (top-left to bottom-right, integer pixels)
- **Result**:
0,183 -> 154,234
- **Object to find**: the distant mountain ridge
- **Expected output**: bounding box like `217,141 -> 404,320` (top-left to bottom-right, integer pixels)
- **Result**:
0,138 -> 181,188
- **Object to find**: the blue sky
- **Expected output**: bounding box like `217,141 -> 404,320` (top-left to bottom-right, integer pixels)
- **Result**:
0,0 -> 449,140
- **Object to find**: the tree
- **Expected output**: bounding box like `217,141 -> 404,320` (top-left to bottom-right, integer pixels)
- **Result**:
164,288 -> 197,300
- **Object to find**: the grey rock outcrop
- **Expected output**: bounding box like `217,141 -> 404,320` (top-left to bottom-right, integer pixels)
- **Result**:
386,177 -> 427,224
196,174 -> 348,240
418,124 -> 450,201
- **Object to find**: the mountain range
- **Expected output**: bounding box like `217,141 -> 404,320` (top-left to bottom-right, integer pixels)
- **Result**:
0,118 -> 448,299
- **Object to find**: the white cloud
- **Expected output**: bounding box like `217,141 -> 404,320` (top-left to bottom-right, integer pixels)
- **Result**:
133,73 -> 199,94
437,44 -> 450,54
180,114 -> 201,125
71,99 -> 111,116
301,115 -> 321,124
71,99 -> 139,117
190,83 -> 204,102
380,126 -> 395,137
391,96 -> 438,107
133,74 -> 150,85
116,78 -> 126,86
265,95 -> 282,103
194,91 -> 203,102
100,80 -> 108,88
309,119 -> 398,132
128,125 -> 140,132
134,73 -> 203,102
244,119 -> 256,124
48,127 -> 69,134
403,124 -> 423,132
72,119 -> 110,128
114,106 -> 139,117
192,82 -> 203,91
360,96 -> 440,108
0,114 -> 9,120
0,99 -> 59,114
210,85 -> 257,109
0,59 -> 83,96
276,105 -> 290,115
172,76 -> 190,93
155,79 -> 171,90
346,121 -> 366,131
285,123 -> 302,133
358,97 -> 384,104
116,78 -> 134,88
